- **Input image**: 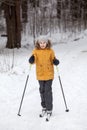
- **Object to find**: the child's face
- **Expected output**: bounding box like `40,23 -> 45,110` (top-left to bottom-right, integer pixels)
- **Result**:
39,40 -> 47,49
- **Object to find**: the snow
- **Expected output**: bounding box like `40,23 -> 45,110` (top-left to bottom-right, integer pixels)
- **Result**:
0,31 -> 87,130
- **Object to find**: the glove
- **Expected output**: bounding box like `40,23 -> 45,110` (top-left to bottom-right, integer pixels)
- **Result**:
53,58 -> 60,65
29,55 -> 35,64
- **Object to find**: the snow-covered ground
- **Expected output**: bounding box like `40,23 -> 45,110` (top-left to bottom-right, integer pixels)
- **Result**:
0,32 -> 87,130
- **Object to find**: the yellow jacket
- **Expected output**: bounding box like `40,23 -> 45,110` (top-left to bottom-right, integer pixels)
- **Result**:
32,48 -> 55,80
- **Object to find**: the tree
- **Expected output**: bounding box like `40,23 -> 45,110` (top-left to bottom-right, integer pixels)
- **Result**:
3,0 -> 21,49
22,0 -> 28,23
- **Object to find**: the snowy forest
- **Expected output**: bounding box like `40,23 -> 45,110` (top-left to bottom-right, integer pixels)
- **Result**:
0,0 -> 87,48
0,0 -> 87,130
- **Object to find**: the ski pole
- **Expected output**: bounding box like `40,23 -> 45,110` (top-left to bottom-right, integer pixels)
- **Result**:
17,64 -> 32,116
56,66 -> 69,112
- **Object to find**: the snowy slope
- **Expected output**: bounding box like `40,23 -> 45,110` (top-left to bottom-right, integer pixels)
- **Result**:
0,32 -> 87,130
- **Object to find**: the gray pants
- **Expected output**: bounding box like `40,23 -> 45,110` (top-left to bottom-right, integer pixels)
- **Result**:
38,79 -> 53,111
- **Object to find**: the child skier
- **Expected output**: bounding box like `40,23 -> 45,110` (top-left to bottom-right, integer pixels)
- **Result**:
29,37 -> 59,121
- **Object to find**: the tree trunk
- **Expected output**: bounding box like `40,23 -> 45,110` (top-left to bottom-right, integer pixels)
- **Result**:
4,0 -> 21,49
15,0 -> 21,48
22,0 -> 28,23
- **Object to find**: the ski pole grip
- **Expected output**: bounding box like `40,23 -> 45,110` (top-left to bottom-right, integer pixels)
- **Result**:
56,66 -> 60,76
29,64 -> 32,70
28,64 -> 32,73
56,66 -> 58,72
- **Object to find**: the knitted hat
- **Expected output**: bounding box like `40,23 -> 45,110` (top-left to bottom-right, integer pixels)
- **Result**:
35,35 -> 48,43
